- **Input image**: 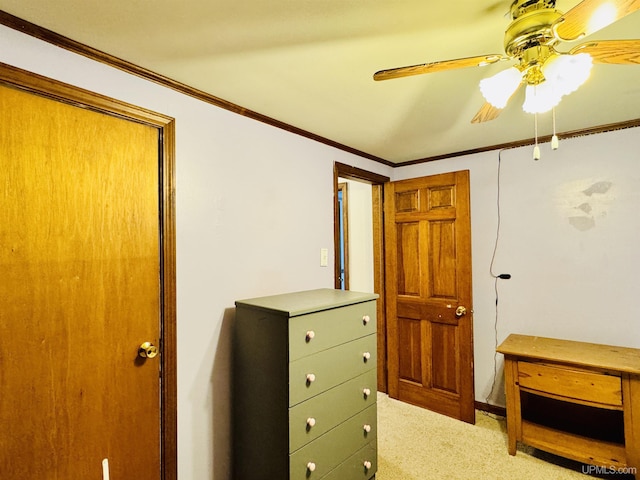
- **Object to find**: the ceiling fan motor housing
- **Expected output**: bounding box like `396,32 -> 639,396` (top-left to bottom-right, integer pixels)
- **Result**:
505,0 -> 563,82
510,0 -> 556,19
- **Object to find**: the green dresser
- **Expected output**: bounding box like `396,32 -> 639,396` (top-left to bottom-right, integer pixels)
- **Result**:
233,288 -> 378,480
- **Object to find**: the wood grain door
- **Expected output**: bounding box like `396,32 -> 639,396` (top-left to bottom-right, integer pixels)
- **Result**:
384,171 -> 475,423
0,82 -> 166,478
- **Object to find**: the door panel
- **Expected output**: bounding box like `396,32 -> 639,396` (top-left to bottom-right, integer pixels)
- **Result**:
396,222 -> 420,296
0,83 -> 163,478
398,317 -> 422,383
385,171 -> 474,423
431,322 -> 458,393
429,220 -> 457,298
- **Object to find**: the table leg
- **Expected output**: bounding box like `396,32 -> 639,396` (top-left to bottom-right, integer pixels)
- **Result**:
623,373 -> 640,475
503,356 -> 519,456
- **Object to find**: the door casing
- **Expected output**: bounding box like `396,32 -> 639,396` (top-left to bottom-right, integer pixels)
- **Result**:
333,162 -> 389,392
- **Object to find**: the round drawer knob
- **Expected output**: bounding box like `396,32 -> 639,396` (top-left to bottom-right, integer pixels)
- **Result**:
362,315 -> 370,325
364,460 -> 372,470
363,388 -> 371,397
306,417 -> 316,428
307,462 -> 316,472
363,351 -> 371,362
306,373 -> 316,384
363,424 -> 371,433
305,330 -> 315,342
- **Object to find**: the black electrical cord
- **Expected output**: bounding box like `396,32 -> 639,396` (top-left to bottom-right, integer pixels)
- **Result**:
489,149 -> 505,280
486,148 -> 511,409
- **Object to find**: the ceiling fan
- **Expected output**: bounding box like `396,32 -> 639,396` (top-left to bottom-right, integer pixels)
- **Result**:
373,0 -> 640,124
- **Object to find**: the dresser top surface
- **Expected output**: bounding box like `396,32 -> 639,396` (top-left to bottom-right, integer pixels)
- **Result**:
497,334 -> 640,374
235,288 -> 378,316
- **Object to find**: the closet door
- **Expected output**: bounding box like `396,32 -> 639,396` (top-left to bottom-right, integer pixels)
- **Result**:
0,82 -> 165,479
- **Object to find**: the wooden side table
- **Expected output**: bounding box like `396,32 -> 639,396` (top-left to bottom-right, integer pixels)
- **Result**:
497,334 -> 639,476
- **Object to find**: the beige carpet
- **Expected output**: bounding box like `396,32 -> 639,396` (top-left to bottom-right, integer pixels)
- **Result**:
376,393 -> 634,480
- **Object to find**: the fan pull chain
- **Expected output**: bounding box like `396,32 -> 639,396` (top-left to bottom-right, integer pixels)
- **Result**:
551,107 -> 559,150
533,113 -> 540,161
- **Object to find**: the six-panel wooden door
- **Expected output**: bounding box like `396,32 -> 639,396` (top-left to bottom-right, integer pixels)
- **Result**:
384,171 -> 475,423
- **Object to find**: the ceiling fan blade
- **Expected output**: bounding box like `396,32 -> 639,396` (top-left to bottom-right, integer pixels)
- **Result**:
569,39 -> 640,64
471,80 -> 523,124
373,54 -> 505,81
471,102 -> 503,124
553,0 -> 640,41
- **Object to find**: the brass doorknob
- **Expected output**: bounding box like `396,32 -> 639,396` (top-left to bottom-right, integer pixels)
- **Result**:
138,342 -> 158,359
455,306 -> 467,317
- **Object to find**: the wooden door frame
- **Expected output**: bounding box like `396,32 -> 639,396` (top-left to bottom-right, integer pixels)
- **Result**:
337,182 -> 350,290
333,162 -> 390,391
0,63 -> 178,480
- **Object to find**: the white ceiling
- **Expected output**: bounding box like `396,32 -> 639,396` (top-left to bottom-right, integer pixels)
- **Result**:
1,0 -> 639,164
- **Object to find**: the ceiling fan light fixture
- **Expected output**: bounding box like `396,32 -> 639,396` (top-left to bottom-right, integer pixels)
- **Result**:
479,67 -> 522,108
522,52 -> 593,114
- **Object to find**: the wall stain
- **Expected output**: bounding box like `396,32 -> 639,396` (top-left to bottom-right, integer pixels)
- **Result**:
582,181 -> 612,196
569,216 -> 596,231
565,181 -> 613,231
576,202 -> 592,214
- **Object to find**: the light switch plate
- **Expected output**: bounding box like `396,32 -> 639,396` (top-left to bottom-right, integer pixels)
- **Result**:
320,248 -> 329,267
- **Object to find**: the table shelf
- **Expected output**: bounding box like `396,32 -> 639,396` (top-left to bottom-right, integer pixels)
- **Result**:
521,420 -> 627,468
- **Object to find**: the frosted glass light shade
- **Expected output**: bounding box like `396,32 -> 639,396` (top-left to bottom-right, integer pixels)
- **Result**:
479,67 -> 522,108
523,82 -> 562,113
543,53 -> 593,97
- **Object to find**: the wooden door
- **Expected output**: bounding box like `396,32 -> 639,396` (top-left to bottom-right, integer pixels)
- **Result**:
0,82 -> 167,478
384,171 -> 475,423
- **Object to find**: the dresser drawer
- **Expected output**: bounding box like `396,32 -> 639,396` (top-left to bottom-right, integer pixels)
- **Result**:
289,404 -> 376,480
289,369 -> 376,452
289,334 -> 377,406
518,361 -> 622,407
322,441 -> 377,480
289,301 -> 376,362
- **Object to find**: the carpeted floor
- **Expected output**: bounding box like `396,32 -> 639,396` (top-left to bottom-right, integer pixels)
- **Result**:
376,393 -> 636,480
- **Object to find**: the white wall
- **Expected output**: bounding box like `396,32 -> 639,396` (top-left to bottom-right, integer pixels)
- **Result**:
394,127 -> 640,405
0,25 -> 392,480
